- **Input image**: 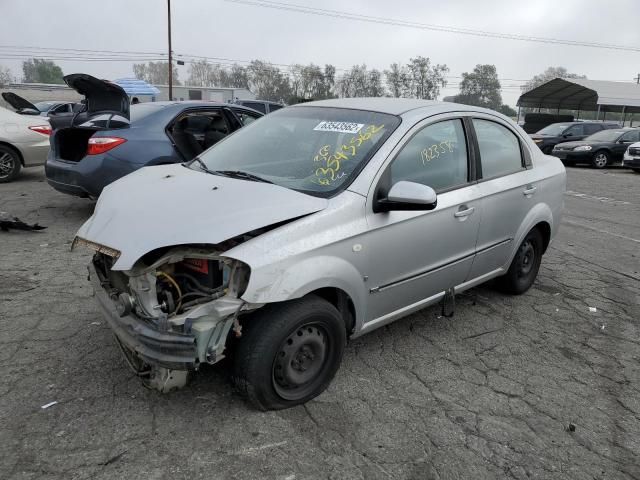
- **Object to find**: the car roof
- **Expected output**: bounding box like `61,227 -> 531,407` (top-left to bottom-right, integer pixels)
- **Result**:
291,97 -> 501,117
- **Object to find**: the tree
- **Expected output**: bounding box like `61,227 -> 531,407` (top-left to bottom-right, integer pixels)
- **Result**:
247,60 -> 291,102
405,56 -> 449,100
498,104 -> 517,117
384,63 -> 410,98
226,64 -> 250,89
454,64 -> 502,110
522,66 -> 586,93
0,66 -> 12,86
22,59 -> 64,84
132,61 -> 180,86
337,64 -> 385,98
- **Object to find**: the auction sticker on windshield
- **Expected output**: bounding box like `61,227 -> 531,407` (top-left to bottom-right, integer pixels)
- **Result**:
314,121 -> 364,134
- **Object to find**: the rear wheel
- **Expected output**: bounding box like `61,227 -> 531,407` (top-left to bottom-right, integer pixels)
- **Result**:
591,150 -> 610,169
497,229 -> 543,295
232,295 -> 346,410
0,146 -> 21,183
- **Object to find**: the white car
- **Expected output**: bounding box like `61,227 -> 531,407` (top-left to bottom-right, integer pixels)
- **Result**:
0,106 -> 51,182
622,141 -> 640,173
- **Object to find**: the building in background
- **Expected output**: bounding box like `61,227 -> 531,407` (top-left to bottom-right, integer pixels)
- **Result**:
155,85 -> 255,103
0,83 -> 81,108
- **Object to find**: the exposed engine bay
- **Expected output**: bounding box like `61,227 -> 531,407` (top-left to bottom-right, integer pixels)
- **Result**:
90,244 -> 254,392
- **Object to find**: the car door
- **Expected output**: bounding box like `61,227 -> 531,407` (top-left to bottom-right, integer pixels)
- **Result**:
363,116 -> 482,326
467,117 -> 535,279
614,130 -> 640,159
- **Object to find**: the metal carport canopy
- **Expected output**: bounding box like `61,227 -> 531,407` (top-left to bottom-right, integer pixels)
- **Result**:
517,78 -> 640,113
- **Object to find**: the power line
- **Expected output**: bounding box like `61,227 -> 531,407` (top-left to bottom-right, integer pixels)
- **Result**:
224,0 -> 640,53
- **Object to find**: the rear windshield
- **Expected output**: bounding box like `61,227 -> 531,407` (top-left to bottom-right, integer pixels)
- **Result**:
586,130 -> 624,142
130,103 -> 165,122
536,123 -> 570,135
194,106 -> 401,197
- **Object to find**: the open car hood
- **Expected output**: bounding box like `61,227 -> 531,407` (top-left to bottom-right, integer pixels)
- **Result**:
64,73 -> 130,122
1,92 -> 40,114
75,163 -> 328,270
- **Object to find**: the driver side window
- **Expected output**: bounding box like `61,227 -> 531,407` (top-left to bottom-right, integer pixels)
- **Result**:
390,119 -> 468,192
621,130 -> 640,143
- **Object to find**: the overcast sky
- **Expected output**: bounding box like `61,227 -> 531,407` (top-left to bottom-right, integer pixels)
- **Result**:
1,0 -> 639,105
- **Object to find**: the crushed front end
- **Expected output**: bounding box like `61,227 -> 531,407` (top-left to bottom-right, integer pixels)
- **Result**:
85,242 -> 252,392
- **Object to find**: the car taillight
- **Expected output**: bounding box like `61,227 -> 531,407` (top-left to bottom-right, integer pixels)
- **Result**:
87,137 -> 127,155
28,125 -> 52,136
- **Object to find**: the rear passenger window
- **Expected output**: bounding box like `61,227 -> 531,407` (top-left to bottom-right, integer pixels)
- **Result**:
473,119 -> 523,179
390,119 -> 468,192
584,124 -> 602,135
244,102 -> 266,114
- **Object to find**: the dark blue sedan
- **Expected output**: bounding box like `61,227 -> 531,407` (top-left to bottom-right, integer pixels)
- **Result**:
45,74 -> 263,198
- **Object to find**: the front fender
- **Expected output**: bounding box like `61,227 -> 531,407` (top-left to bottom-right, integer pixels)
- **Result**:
240,255 -> 367,328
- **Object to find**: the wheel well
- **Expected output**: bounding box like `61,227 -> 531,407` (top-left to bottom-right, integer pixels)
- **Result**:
0,142 -> 24,166
309,287 -> 356,336
533,221 -> 551,253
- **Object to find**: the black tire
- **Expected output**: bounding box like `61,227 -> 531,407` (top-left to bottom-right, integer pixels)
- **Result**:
497,228 -> 543,295
633,169 -> 640,174
0,145 -> 21,183
591,150 -> 610,169
232,295 -> 346,410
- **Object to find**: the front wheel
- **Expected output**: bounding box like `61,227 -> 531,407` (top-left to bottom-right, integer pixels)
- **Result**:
591,151 -> 610,169
0,146 -> 21,183
497,229 -> 543,295
232,295 -> 346,410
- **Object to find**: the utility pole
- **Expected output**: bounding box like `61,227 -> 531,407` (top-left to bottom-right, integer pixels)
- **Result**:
167,0 -> 173,101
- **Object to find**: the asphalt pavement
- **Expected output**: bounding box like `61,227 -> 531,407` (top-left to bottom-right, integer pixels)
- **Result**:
1,166 -> 638,480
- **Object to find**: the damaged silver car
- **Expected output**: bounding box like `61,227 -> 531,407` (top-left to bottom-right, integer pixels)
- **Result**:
73,98 -> 566,410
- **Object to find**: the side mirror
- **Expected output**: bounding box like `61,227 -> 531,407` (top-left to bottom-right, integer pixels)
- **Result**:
375,181 -> 437,213
563,132 -> 573,138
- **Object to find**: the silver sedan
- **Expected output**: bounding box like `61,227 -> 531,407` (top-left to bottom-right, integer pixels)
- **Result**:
0,106 -> 51,182
73,98 -> 566,409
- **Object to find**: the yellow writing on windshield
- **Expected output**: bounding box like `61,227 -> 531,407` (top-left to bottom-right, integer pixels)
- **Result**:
421,140 -> 455,165
314,125 -> 384,186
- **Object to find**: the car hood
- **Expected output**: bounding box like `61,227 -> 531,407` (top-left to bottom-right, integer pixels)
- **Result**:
74,163 -> 328,270
554,141 -> 590,148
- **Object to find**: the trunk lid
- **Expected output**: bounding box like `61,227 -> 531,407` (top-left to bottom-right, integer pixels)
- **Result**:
64,73 -> 130,124
1,92 -> 40,115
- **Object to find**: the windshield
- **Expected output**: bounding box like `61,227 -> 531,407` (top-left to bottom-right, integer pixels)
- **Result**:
585,129 -> 624,142
194,106 -> 400,197
536,123 -> 570,135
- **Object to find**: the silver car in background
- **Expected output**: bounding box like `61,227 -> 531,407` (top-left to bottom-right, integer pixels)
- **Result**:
73,98 -> 566,410
0,106 -> 51,182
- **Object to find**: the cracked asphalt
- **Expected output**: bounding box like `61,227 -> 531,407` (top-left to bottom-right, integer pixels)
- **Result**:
1,166 -> 639,480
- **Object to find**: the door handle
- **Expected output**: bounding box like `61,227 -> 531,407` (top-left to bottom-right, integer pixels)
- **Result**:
523,185 -> 537,196
454,206 -> 475,218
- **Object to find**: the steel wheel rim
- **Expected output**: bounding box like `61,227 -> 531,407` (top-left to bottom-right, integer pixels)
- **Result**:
517,240 -> 535,278
0,152 -> 15,178
272,323 -> 329,400
594,153 -> 607,167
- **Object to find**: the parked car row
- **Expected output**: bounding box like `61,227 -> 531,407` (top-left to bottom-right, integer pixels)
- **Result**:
0,75 -> 279,185
529,120 -> 640,171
